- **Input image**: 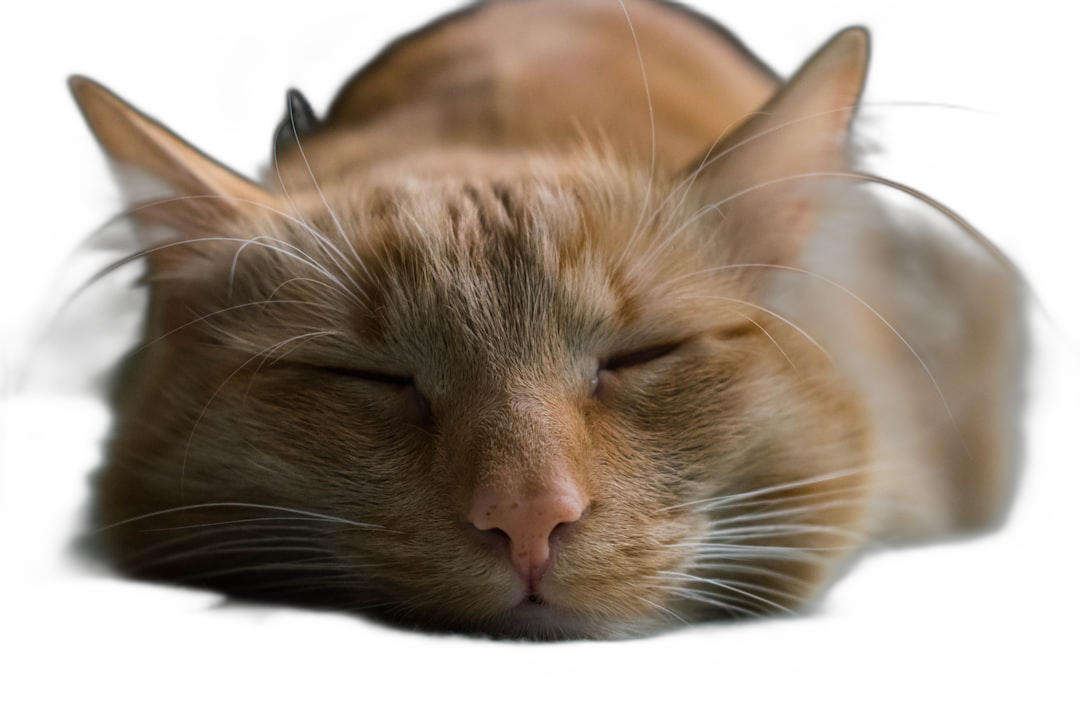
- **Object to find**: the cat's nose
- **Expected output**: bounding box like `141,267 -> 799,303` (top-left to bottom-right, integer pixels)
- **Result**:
467,480 -> 588,588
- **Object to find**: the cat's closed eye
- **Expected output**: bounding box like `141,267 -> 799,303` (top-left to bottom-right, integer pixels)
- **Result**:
602,342 -> 682,372
290,363 -> 433,423
316,366 -> 414,388
592,341 -> 682,395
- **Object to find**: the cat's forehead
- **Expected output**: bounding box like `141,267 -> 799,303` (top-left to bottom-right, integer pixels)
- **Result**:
268,159 -> 749,369
348,175 -> 622,351
345,171 -> 708,323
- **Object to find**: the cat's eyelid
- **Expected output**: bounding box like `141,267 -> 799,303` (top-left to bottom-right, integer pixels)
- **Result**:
318,366 -> 413,386
601,341 -> 682,371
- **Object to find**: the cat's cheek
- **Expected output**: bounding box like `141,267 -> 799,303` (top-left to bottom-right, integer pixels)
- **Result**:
328,379 -> 434,430
238,372 -> 434,468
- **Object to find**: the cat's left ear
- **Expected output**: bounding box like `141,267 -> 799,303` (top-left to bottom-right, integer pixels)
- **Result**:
685,27 -> 869,265
70,76 -> 276,280
69,76 -> 269,209
70,78 -> 276,329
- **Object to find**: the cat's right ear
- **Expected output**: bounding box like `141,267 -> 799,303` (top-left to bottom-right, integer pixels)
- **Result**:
70,77 -> 274,272
682,28 -> 869,267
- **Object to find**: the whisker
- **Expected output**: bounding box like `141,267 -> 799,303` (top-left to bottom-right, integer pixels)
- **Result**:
661,585 -> 764,617
617,0 -> 657,253
659,570 -> 798,614
638,595 -> 691,626
659,467 -> 871,513
123,298 -> 336,359
276,99 -> 374,287
701,293 -> 832,364
642,118 -> 742,246
93,502 -> 388,533
728,258 -> 969,458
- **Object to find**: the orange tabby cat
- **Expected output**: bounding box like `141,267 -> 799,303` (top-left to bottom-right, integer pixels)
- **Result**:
71,0 -> 1025,638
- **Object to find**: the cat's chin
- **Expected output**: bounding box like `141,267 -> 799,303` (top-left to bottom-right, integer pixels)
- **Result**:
483,597 -> 601,640
467,588 -> 658,641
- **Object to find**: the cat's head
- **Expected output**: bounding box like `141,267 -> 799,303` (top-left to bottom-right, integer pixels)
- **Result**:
73,28 -> 871,638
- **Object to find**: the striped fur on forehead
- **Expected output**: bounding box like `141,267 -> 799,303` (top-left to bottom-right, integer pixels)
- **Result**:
295,156 -> 762,354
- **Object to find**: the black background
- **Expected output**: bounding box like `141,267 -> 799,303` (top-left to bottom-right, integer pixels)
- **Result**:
6,1 -> 1071,690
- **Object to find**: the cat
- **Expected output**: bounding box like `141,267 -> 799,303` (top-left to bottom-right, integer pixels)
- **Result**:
70,0 -> 1025,639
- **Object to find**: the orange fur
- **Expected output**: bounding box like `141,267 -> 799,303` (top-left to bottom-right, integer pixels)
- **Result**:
71,0 -> 1024,639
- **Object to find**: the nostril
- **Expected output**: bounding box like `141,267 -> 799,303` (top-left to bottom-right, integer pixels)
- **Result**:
471,525 -> 511,551
548,517 -> 579,545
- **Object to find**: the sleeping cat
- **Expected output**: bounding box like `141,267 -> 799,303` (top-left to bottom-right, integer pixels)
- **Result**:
70,0 -> 1025,639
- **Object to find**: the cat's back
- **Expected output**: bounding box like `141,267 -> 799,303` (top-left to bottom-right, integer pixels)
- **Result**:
294,0 -> 778,171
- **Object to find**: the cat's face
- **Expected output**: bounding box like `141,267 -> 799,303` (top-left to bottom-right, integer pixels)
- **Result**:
93,153 -> 868,638
74,25 -> 874,638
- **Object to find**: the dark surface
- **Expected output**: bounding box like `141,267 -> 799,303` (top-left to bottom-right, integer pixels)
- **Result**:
8,1 -> 1067,686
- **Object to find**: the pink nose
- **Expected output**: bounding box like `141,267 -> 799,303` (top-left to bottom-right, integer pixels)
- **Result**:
468,481 -> 587,588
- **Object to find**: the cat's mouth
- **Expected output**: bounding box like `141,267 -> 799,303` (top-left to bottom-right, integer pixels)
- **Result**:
481,591 -> 611,640
497,595 -> 577,638
510,590 -> 554,617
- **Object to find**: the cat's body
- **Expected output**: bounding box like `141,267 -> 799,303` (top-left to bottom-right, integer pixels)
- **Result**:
72,0 -> 1024,638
